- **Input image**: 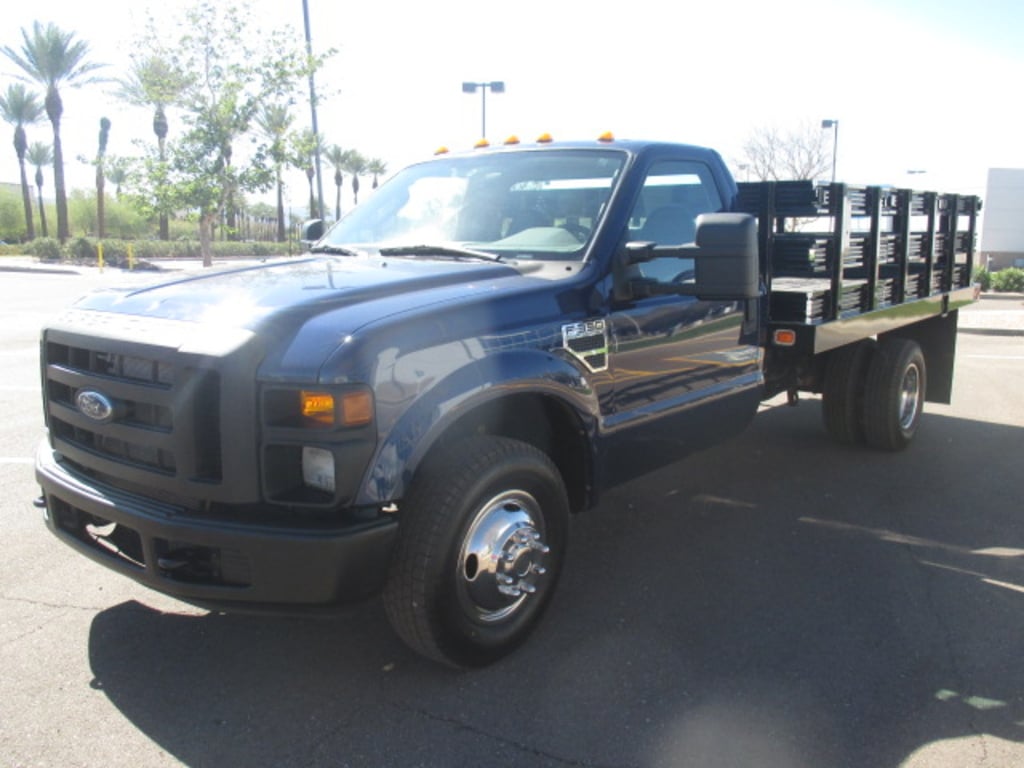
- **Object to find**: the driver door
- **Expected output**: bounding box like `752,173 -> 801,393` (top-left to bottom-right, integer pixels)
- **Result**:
602,158 -> 762,485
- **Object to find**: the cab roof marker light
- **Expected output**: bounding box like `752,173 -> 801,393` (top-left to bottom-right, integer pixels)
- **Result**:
504,135 -> 520,145
597,131 -> 615,142
474,138 -> 490,149
773,329 -> 797,347
434,146 -> 449,155
536,133 -> 553,144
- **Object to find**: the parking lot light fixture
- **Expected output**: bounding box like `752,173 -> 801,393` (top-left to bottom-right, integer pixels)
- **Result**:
462,81 -> 505,140
821,119 -> 839,182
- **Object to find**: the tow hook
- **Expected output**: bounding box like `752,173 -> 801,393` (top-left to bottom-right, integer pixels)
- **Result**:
32,496 -> 47,509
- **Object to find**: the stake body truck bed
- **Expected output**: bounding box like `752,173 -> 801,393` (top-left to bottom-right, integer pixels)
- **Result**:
34,137 -> 981,666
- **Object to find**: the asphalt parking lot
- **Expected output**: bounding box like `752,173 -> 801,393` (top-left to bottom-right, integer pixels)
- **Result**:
1,263 -> 1023,767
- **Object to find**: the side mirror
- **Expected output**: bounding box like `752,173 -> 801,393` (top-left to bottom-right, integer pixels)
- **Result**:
613,213 -> 759,302
692,213 -> 759,300
300,219 -> 325,248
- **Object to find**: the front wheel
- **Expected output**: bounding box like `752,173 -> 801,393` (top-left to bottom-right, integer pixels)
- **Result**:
383,436 -> 569,667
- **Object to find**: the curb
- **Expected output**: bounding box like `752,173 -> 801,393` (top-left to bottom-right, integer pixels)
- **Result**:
958,327 -> 1024,337
0,263 -> 82,275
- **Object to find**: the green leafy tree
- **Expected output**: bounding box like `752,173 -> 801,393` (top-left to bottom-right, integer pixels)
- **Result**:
2,21 -> 104,243
26,140 -> 52,237
106,157 -> 128,199
116,55 -> 188,240
255,103 -> 293,241
367,157 -> 388,190
343,150 -> 368,206
0,83 -> 44,240
132,0 -> 320,265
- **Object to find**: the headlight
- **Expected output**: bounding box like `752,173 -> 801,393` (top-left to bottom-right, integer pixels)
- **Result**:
261,385 -> 376,506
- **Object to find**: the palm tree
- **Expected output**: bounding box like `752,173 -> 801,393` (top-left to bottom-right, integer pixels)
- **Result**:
106,158 -> 128,200
291,129 -> 326,219
116,55 -> 186,240
367,158 -> 388,190
324,145 -> 349,220
96,117 -> 111,238
27,141 -> 52,238
0,83 -> 44,240
344,151 -> 369,206
255,104 -> 293,242
2,22 -> 104,243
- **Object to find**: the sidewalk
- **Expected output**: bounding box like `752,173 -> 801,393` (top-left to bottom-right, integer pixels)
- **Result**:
958,292 -> 1024,336
2,255 -> 1022,335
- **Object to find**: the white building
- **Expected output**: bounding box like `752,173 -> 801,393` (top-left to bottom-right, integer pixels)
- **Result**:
981,168 -> 1024,270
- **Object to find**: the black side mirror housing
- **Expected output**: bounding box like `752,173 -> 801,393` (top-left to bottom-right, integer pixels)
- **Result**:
692,213 -> 759,300
300,219 -> 325,248
614,213 -> 759,302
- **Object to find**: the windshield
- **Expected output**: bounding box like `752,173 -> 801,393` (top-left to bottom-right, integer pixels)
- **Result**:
317,148 -> 627,260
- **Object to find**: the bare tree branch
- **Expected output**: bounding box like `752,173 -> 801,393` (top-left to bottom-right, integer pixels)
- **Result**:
739,121 -> 832,181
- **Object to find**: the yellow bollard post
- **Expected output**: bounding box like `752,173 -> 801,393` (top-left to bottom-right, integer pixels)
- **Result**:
128,242 -> 135,271
97,242 -> 104,272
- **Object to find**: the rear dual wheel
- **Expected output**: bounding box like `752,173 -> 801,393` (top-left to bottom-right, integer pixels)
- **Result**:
862,338 -> 926,451
822,337 -> 926,451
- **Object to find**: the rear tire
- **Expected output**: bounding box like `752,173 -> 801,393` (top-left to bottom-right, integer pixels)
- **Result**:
862,338 -> 926,451
821,339 -> 876,445
383,436 -> 568,667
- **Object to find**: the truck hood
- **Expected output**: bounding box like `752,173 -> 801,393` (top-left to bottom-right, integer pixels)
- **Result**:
72,255 -> 530,334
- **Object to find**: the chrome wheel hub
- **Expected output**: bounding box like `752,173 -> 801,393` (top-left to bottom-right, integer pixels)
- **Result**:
457,490 -> 551,623
899,363 -> 921,430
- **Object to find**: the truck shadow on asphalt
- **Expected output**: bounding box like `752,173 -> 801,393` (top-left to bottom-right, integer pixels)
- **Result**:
88,402 -> 1024,768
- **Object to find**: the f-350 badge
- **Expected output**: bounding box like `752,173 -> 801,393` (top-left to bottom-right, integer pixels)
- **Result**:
562,320 -> 608,373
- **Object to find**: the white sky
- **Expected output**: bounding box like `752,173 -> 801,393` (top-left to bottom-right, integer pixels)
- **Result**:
3,0 -> 1024,213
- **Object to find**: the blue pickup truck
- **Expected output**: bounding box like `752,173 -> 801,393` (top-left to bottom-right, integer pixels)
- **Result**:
35,136 -> 981,666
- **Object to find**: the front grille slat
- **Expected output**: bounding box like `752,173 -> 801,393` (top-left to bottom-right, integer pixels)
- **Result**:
46,364 -> 175,406
44,340 -> 223,487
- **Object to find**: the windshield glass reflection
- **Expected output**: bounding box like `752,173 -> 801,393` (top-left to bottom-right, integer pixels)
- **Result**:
319,149 -> 627,261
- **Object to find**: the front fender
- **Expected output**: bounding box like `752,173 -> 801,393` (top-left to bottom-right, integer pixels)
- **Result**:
357,349 -> 600,505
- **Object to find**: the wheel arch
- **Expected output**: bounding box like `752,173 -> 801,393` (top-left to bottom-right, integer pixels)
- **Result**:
878,310 -> 958,404
358,352 -> 599,514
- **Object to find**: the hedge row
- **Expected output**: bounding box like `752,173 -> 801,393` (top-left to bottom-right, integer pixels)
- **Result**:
973,267 -> 1024,293
0,237 -> 299,265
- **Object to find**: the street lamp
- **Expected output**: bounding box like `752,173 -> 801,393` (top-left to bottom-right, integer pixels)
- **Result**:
821,118 -> 839,182
462,81 -> 505,140
302,0 -> 325,221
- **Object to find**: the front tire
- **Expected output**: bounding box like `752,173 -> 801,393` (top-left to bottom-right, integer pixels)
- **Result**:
383,436 -> 569,667
862,338 -> 926,451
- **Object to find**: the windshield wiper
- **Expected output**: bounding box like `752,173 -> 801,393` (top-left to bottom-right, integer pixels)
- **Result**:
378,244 -> 501,262
309,243 -> 363,257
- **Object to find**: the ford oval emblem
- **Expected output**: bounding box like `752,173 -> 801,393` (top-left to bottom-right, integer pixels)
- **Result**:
76,390 -> 116,423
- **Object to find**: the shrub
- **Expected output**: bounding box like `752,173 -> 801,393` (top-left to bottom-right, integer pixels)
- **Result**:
66,237 -> 97,263
991,267 -> 1024,293
972,267 -> 991,292
24,237 -> 63,261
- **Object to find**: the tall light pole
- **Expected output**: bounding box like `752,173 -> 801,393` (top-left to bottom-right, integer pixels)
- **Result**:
302,0 -> 325,221
462,81 -> 505,140
821,119 -> 839,182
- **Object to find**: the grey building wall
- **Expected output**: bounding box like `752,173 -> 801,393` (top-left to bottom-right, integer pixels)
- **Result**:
981,168 -> 1024,270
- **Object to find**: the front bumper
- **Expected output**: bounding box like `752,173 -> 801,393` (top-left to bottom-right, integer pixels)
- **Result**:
35,442 -> 397,608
